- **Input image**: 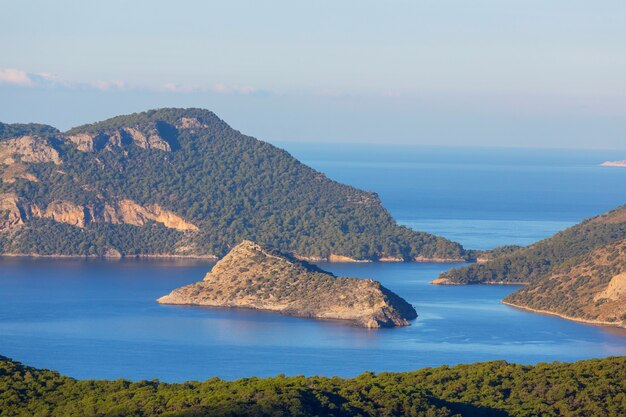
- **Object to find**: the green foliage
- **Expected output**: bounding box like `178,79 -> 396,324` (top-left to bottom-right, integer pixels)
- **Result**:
0,122 -> 59,140
1,355 -> 624,417
1,108 -> 467,261
439,213 -> 626,284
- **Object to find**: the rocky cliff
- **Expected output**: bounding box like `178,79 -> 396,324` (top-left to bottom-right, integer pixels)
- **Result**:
157,240 -> 417,328
0,193 -> 197,232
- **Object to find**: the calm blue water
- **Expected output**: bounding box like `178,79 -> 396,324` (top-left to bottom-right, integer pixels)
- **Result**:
282,144 -> 626,249
1,145 -> 626,381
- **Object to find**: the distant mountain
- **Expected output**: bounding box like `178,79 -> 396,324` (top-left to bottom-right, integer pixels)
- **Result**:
158,240 -> 417,328
433,205 -> 626,327
601,159 -> 626,167
0,108 -> 468,261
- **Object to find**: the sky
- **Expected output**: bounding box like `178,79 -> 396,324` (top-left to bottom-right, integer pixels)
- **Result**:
1,0 -> 625,148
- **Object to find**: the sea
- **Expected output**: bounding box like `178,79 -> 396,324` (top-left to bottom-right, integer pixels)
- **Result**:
1,144 -> 626,382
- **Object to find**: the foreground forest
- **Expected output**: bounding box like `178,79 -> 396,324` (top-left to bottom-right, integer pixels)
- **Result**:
1,355 -> 624,417
0,109 -> 467,261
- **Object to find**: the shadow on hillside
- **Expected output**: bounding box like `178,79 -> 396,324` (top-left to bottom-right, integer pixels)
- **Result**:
432,398 -> 510,417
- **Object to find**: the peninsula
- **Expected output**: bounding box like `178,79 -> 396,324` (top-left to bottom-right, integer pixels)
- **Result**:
0,108 -> 468,262
433,204 -> 626,328
157,240 -> 417,328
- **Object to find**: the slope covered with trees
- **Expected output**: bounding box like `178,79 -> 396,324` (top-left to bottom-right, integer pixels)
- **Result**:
433,205 -> 626,328
504,238 -> 626,327
1,355 -> 624,417
436,205 -> 626,285
0,108 -> 467,261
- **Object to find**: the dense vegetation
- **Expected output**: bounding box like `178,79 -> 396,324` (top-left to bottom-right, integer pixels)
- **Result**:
438,207 -> 626,284
504,238 -> 626,325
0,108 -> 467,261
0,122 -> 58,140
1,355 -> 624,417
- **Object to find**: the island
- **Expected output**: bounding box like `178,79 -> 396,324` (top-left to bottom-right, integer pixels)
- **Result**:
600,159 -> 626,167
157,240 -> 417,328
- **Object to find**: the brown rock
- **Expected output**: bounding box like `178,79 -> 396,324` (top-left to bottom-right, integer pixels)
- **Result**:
0,136 -> 62,165
158,241 -> 417,328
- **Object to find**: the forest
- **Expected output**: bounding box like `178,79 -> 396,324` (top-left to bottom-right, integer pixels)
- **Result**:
0,109 -> 467,261
1,355 -> 624,417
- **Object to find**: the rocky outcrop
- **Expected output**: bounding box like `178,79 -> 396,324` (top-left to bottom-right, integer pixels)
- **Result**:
64,126 -> 174,152
0,196 -> 198,232
0,193 -> 24,231
42,201 -> 88,227
0,136 -> 62,165
101,200 -> 198,231
0,163 -> 38,183
158,241 -> 417,328
176,117 -> 209,130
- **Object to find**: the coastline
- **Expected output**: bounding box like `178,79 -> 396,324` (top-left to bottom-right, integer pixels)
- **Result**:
0,253 -> 219,260
502,300 -> 626,329
431,278 -> 529,285
0,253 -> 467,263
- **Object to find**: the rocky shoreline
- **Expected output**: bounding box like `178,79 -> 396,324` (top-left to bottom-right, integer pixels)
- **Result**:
502,300 -> 626,329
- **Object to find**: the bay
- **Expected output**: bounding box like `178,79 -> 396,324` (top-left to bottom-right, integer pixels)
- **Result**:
1,145 -> 626,381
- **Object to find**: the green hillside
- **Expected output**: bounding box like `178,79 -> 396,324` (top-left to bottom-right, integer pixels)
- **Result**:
1,355 -> 624,417
436,205 -> 626,285
0,108 -> 467,261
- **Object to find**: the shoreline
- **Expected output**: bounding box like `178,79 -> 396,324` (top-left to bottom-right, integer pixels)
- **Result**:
431,278 -> 529,285
502,300 -> 626,329
0,253 -> 468,263
0,253 -> 219,260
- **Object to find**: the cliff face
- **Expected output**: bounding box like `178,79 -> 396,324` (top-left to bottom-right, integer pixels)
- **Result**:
504,239 -> 626,327
158,241 -> 417,328
0,193 -> 197,232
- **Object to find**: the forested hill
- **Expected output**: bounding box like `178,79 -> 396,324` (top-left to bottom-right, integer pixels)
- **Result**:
1,355 -> 624,417
0,108 -> 467,261
435,205 -> 626,285
504,238 -> 626,327
434,205 -> 626,327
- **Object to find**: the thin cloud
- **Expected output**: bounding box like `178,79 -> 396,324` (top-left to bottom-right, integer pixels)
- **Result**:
0,68 -> 34,86
90,80 -> 126,91
0,68 -> 126,91
212,83 -> 258,95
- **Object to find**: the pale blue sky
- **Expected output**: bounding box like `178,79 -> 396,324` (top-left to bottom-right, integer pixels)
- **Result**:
1,0 -> 625,148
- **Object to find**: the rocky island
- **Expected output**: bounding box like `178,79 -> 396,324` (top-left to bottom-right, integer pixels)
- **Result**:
157,240 -> 417,328
600,159 -> 626,167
